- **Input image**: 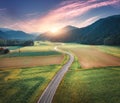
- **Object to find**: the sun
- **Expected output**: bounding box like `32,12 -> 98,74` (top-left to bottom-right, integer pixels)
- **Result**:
50,28 -> 59,33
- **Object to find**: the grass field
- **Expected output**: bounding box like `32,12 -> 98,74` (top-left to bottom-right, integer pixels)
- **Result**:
0,51 -> 61,58
53,66 -> 120,103
60,44 -> 120,68
0,42 -> 64,69
0,42 -> 68,103
7,46 -> 22,50
0,55 -> 64,69
0,65 -> 63,103
1,42 -> 120,103
53,43 -> 120,103
97,46 -> 120,58
0,45 -> 61,58
0,52 -> 69,103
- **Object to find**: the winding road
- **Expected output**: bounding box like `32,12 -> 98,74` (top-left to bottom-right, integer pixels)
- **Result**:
37,46 -> 74,103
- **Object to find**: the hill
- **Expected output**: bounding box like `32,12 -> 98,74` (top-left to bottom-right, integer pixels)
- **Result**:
37,15 -> 120,45
36,25 -> 79,42
0,31 -> 7,39
0,29 -> 35,40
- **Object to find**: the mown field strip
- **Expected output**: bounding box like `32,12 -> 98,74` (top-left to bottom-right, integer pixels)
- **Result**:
0,55 -> 64,69
60,44 -> 120,69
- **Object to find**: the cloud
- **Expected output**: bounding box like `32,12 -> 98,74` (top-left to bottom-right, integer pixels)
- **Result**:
0,8 -> 6,15
40,0 -> 119,21
78,16 -> 100,27
0,8 -> 6,11
25,12 -> 40,18
0,8 -> 13,27
5,0 -> 120,32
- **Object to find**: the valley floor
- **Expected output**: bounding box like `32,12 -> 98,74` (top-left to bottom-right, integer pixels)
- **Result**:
52,44 -> 120,103
0,42 -> 66,103
53,66 -> 120,103
0,42 -> 120,103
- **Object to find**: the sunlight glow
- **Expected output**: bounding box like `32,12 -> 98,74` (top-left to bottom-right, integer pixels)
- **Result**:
50,28 -> 59,33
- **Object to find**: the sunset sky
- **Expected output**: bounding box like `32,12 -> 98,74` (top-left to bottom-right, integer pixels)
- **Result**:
0,0 -> 120,33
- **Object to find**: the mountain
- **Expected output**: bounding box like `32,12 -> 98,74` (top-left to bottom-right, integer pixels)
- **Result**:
37,15 -> 120,45
0,31 -> 7,39
79,15 -> 120,45
5,31 -> 34,40
0,28 -> 13,32
36,25 -> 79,41
61,25 -> 79,31
0,29 -> 36,40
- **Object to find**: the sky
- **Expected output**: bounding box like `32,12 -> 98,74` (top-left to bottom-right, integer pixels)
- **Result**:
0,0 -> 120,33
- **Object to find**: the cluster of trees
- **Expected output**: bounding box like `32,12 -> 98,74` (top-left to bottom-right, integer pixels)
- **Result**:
0,47 -> 9,54
0,39 -> 34,46
104,34 -> 120,45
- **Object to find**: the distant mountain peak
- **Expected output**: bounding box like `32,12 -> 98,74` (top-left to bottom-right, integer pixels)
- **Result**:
0,28 -> 37,40
62,25 -> 79,30
0,28 -> 13,32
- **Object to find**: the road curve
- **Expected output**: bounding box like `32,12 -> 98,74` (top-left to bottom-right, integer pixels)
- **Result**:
37,46 -> 74,103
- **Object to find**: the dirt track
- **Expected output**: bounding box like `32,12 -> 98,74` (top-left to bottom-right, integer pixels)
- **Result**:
70,47 -> 120,68
0,55 -> 64,69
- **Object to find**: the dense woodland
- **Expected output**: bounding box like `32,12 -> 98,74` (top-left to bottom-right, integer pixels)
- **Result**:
0,39 -> 34,46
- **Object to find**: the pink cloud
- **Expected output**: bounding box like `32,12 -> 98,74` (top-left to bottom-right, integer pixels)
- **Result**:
78,16 -> 100,27
7,0 -> 120,32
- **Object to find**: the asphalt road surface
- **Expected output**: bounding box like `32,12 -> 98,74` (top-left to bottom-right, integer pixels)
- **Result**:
37,46 -> 74,103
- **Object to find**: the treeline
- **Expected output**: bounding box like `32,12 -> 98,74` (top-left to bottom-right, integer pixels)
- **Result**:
0,39 -> 34,46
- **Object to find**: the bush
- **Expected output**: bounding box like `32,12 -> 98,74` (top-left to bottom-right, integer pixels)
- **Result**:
0,48 -> 9,54
4,49 -> 10,54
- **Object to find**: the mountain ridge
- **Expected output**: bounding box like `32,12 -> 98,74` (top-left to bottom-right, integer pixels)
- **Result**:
0,29 -> 36,40
37,14 -> 120,45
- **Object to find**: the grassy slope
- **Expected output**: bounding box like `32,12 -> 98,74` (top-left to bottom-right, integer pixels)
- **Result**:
53,44 -> 120,103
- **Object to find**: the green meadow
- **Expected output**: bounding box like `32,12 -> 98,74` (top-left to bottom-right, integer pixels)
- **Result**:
0,42 -> 67,103
0,65 -> 62,103
53,44 -> 120,103
0,42 -> 120,103
53,66 -> 120,103
97,46 -> 120,57
1,43 -> 61,58
0,50 -> 61,58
